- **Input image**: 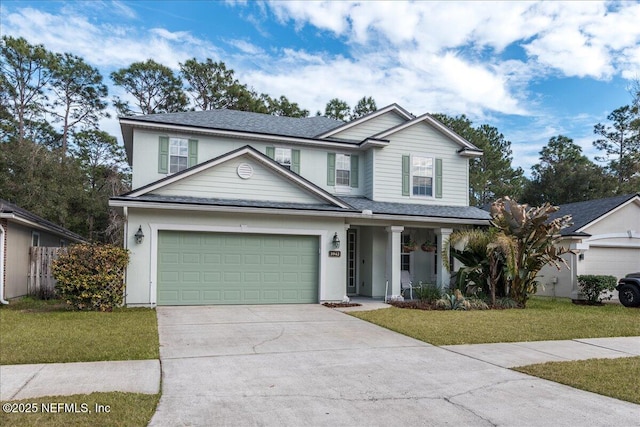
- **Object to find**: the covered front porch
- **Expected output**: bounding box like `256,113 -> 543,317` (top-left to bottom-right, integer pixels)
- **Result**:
344,224 -> 457,300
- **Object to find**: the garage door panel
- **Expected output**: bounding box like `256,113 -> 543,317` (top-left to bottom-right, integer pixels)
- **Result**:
584,247 -> 640,278
157,231 -> 318,305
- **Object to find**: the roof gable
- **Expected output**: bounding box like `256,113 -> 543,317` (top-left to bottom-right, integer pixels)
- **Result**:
126,146 -> 352,209
373,113 -> 482,155
553,193 -> 640,236
317,104 -> 414,138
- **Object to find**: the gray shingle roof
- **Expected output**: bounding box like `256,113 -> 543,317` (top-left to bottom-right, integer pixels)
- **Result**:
550,193 -> 640,236
340,197 -> 492,220
124,109 -> 345,139
0,199 -> 86,242
112,194 -> 348,212
111,194 -> 491,223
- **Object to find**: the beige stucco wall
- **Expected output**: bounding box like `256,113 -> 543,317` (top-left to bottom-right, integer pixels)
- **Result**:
124,208 -> 349,305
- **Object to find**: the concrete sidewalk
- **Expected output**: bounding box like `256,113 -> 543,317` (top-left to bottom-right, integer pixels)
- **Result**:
442,336 -> 640,368
0,359 -> 160,401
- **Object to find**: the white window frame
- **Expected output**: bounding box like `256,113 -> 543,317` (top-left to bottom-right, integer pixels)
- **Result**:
31,231 -> 40,247
274,147 -> 292,169
169,138 -> 189,174
335,153 -> 351,189
411,155 -> 434,198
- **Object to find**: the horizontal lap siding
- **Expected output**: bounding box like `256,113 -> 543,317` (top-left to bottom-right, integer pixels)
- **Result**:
152,156 -> 322,204
330,112 -> 407,140
374,123 -> 469,206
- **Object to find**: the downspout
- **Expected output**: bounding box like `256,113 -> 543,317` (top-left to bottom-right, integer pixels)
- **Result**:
123,207 -> 128,306
0,224 -> 8,304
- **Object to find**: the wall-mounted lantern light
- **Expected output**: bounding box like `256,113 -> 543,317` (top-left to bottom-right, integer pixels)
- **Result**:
135,226 -> 145,244
332,232 -> 341,249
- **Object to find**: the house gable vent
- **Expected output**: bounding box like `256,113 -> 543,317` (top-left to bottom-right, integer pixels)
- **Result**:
237,163 -> 254,179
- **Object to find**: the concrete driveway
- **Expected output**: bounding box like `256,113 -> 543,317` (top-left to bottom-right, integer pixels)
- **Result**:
149,305 -> 638,426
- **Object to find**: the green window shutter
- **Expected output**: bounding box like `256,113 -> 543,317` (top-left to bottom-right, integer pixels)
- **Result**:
350,154 -> 359,188
402,155 -> 410,196
266,146 -> 275,159
291,149 -> 300,173
327,153 -> 336,186
435,158 -> 443,199
187,139 -> 198,168
158,136 -> 169,174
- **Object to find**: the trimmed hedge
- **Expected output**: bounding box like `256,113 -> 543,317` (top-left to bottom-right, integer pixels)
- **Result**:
53,244 -> 129,311
577,275 -> 617,304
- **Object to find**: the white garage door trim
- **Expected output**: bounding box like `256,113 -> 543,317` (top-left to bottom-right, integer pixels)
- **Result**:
147,223 -> 328,306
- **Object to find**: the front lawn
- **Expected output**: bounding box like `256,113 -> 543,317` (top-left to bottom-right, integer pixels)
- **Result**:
351,297 -> 640,345
515,357 -> 640,405
0,392 -> 160,427
0,298 -> 159,365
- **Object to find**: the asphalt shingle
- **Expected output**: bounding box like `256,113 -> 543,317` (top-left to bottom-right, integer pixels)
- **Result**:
550,193 -> 639,235
124,109 -> 346,139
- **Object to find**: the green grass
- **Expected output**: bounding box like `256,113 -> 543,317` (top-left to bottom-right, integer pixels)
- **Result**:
515,357 -> 640,405
352,297 -> 640,403
0,298 -> 159,365
351,297 -> 640,345
0,392 -> 160,427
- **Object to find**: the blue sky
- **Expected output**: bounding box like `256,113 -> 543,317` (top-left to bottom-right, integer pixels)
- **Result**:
2,0 -> 639,174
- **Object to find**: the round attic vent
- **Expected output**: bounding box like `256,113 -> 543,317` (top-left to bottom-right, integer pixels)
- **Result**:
237,163 -> 254,179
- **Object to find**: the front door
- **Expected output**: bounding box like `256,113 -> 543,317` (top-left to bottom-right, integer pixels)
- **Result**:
346,229 -> 357,296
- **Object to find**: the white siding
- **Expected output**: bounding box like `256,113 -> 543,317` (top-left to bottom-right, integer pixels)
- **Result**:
373,122 -> 469,206
330,112 -> 407,140
151,155 -> 324,204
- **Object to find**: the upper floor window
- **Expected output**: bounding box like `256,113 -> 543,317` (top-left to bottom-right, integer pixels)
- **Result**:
336,154 -> 351,187
158,136 -> 198,174
266,146 -> 299,173
274,148 -> 292,169
170,138 -> 189,173
412,156 -> 433,197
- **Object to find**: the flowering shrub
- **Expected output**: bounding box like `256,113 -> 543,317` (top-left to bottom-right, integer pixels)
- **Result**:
53,244 -> 129,311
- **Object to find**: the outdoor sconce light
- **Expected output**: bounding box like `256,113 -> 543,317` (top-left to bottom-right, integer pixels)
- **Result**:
332,232 -> 341,249
134,226 -> 145,244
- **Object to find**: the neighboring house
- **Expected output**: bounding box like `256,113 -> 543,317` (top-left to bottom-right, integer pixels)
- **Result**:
109,104 -> 491,306
537,193 -> 640,300
0,199 -> 85,301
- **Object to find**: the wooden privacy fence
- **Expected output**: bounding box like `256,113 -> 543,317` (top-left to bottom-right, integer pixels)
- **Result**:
29,247 -> 67,299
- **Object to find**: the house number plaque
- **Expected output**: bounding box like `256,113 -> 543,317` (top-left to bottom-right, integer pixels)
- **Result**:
329,250 -> 341,257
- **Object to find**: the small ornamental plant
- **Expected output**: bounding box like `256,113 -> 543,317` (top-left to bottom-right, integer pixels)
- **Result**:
53,243 -> 129,311
577,275 -> 617,305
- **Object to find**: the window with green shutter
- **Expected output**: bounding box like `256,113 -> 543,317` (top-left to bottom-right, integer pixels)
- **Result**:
159,137 -> 198,174
350,154 -> 359,188
435,158 -> 443,199
404,155 -> 442,198
327,153 -> 336,186
158,136 -> 169,174
269,147 -> 300,173
402,155 -> 410,196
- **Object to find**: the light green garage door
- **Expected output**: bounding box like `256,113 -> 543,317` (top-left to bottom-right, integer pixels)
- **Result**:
157,231 -> 319,305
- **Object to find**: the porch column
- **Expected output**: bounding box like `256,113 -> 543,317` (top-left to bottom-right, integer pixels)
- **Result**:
435,228 -> 453,289
386,226 -> 404,298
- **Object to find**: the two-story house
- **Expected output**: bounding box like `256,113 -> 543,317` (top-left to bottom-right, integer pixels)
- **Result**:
109,104 -> 491,306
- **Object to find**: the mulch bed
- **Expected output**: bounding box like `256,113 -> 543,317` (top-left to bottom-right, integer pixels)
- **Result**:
387,300 -> 439,310
322,302 -> 362,308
